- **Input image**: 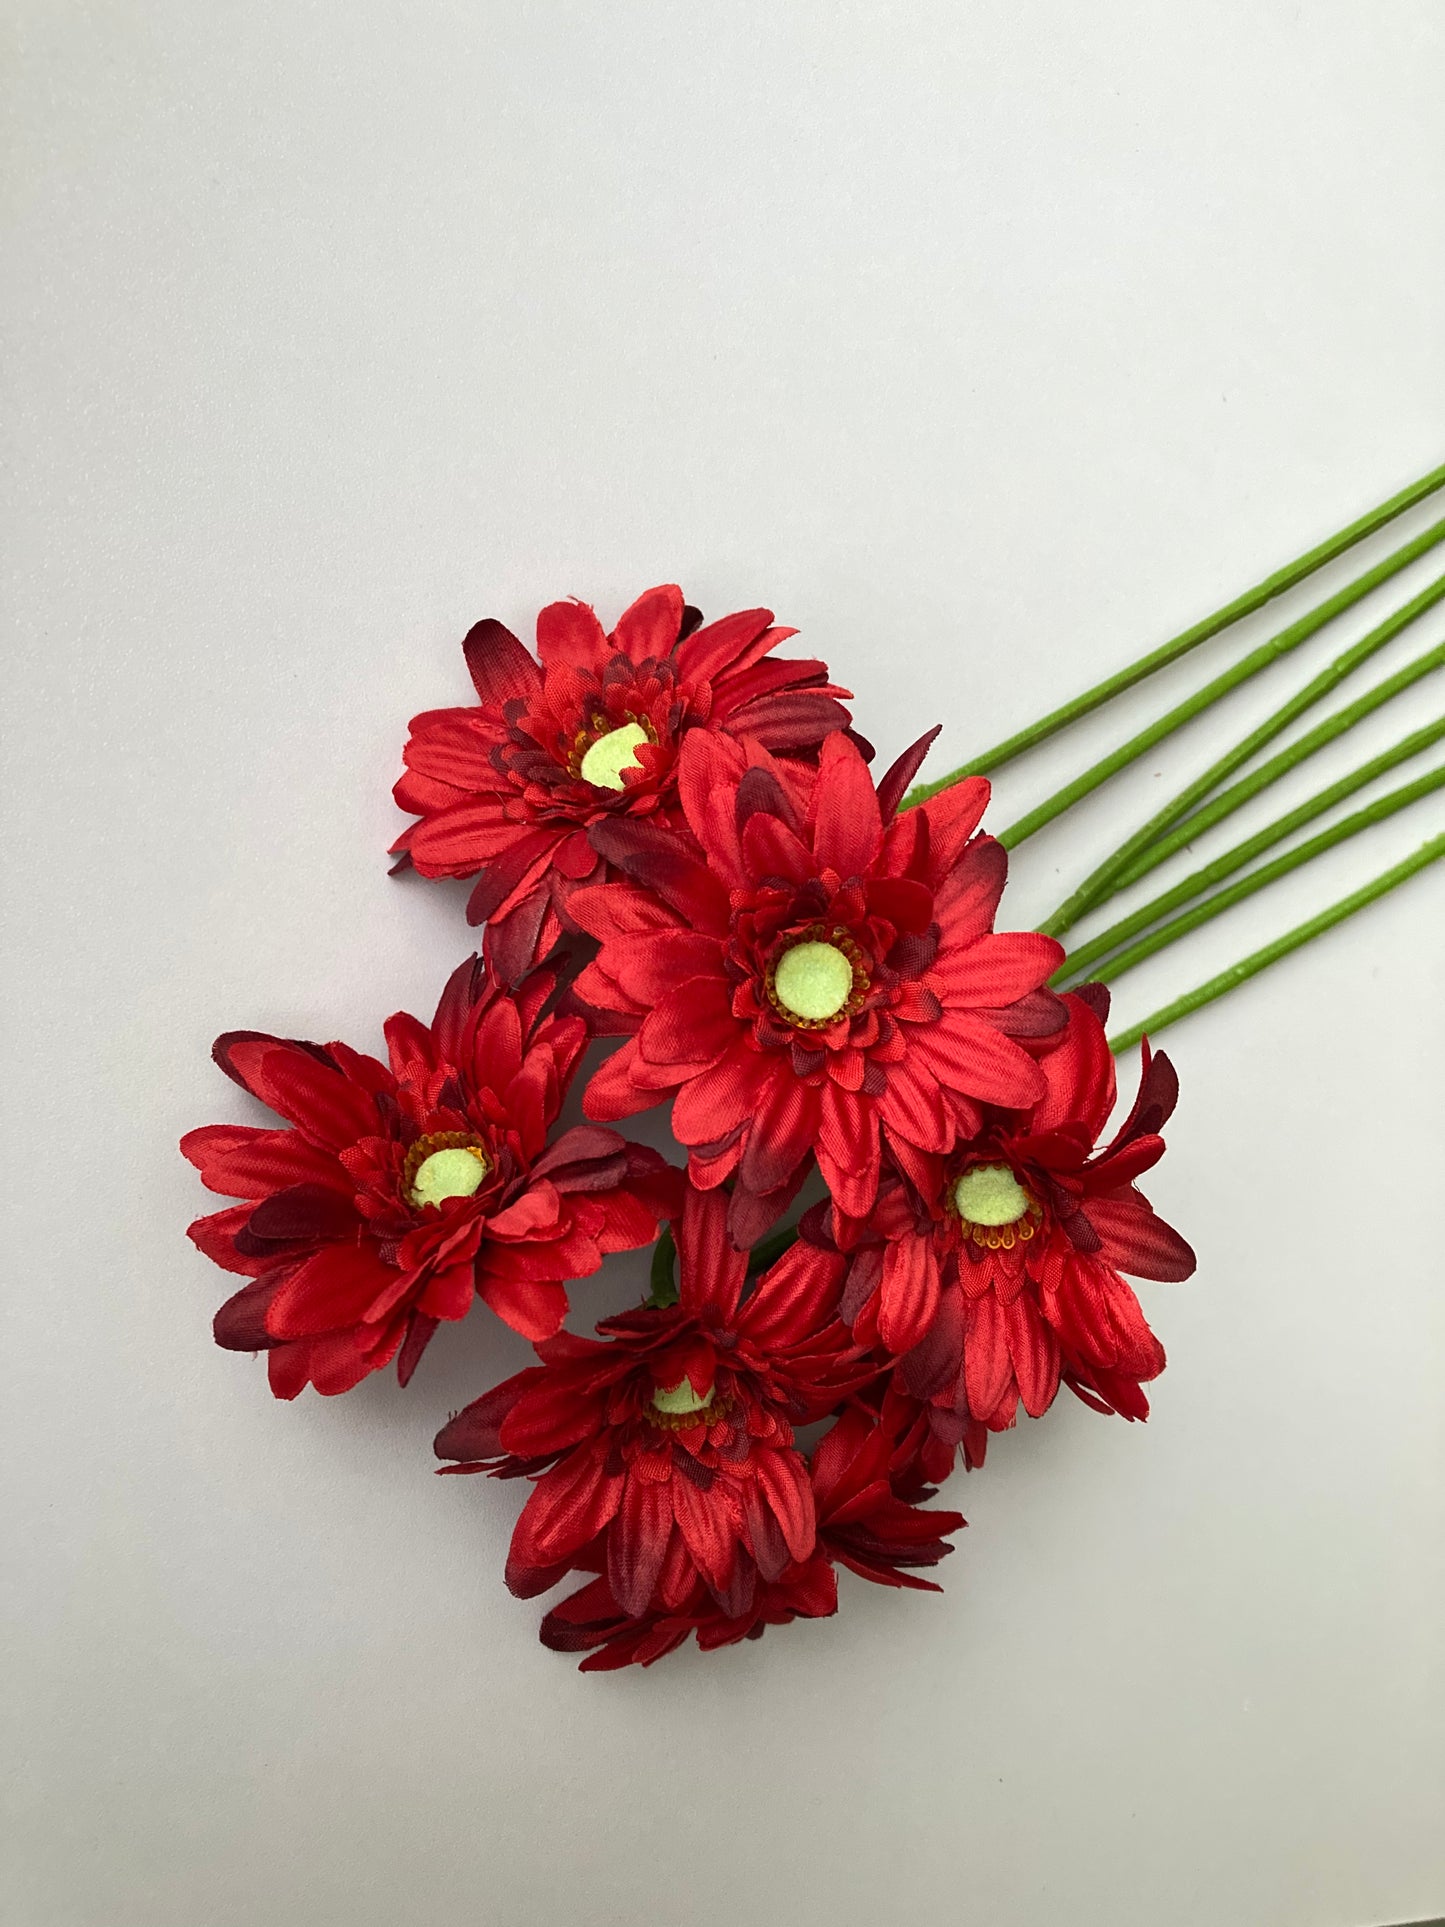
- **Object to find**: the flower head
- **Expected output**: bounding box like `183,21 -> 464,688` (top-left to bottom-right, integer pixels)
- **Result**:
571,726 -> 1066,1242
391,585 -> 857,981
434,1185 -> 872,1622
826,987 -> 1195,1462
181,957 -> 679,1397
533,1398 -> 966,1670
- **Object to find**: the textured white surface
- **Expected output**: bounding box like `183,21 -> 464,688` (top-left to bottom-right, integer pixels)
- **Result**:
4,5 -> 1444,1925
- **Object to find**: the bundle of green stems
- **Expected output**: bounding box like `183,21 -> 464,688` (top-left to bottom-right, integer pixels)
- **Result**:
903,462 -> 1445,1053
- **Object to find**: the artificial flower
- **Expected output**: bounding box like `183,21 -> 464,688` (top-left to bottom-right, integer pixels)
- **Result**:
433,1184 -> 872,1621
821,985 -> 1195,1463
391,584 -> 857,980
536,1400 -> 966,1670
182,957 -> 678,1397
571,725 -> 1067,1242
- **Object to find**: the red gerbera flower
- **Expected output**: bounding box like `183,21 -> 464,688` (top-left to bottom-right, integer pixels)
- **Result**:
821,986 -> 1195,1464
181,957 -> 679,1398
433,1185 -> 872,1621
391,584 -> 858,981
535,1399 -> 966,1670
570,726 -> 1067,1242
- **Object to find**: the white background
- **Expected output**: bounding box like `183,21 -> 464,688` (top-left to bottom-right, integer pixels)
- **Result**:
4,5 -> 1443,1925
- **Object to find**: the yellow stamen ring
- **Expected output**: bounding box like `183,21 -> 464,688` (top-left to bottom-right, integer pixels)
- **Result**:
403,1132 -> 491,1209
952,1163 -> 1042,1251
579,721 -> 650,791
765,925 -> 871,1030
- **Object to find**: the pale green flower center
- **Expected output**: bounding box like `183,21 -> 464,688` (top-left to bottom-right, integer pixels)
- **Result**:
410,1146 -> 489,1209
773,940 -> 854,1023
953,1163 -> 1031,1227
651,1379 -> 714,1416
579,721 -> 649,791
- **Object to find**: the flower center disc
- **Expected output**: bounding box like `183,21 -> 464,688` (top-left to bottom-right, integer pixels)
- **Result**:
410,1145 -> 489,1209
953,1163 -> 1030,1227
652,1379 -> 713,1416
773,940 -> 854,1023
579,721 -> 649,791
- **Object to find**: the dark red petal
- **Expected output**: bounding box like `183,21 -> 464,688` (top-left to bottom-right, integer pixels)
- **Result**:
875,726 -> 943,821
1085,1195 -> 1195,1281
465,829 -> 562,927
461,617 -> 542,705
245,1182 -> 359,1245
608,1476 -> 674,1617
213,1274 -> 284,1350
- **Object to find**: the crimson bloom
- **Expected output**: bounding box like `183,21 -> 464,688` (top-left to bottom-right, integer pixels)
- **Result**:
182,958 -> 678,1398
536,1400 -> 966,1670
819,986 -> 1195,1465
433,1185 -> 872,1622
570,726 -> 1066,1242
391,584 -> 857,981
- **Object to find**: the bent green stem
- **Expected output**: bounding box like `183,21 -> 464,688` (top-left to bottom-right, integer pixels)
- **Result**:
1099,639 -> 1445,896
1052,718 -> 1445,985
1106,835 -> 1445,1055
1074,766 -> 1444,985
1038,571 -> 1445,935
998,515 -> 1445,863
902,460 -> 1445,807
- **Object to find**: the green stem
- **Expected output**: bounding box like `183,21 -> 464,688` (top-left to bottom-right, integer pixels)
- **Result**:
1106,835 -> 1445,1055
1038,570 -> 1445,935
1101,639 -> 1445,895
998,515 -> 1445,860
1076,766 -> 1445,984
646,1224 -> 678,1308
1053,717 -> 1445,985
746,1224 -> 800,1276
902,460 -> 1445,807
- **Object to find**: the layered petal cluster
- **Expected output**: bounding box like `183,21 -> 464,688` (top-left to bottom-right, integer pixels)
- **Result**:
433,1186 -> 879,1625
537,1402 -> 965,1670
392,584 -> 856,980
572,726 -> 1066,1240
818,986 -> 1195,1466
182,958 -> 679,1397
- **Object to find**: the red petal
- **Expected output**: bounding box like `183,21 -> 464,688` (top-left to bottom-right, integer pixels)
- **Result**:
1004,1295 -> 1060,1418
535,597 -> 608,669
962,1293 -> 1014,1420
674,606 -> 777,684
676,1184 -> 746,1319
809,731 -> 882,878
612,583 -> 684,662
511,1449 -> 623,1571
266,1243 -> 389,1338
878,1233 -> 941,1354
912,1014 -> 1048,1108
919,775 -> 990,872
475,1268 -> 570,1340
755,1448 -> 817,1563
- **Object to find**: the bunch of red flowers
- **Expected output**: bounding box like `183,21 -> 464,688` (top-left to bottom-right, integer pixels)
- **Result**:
183,584 -> 1193,1669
